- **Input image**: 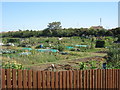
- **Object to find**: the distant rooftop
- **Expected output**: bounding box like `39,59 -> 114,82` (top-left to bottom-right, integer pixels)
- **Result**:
90,26 -> 104,30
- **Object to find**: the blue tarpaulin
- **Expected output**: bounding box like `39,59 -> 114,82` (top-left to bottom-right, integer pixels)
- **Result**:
36,49 -> 59,52
22,48 -> 32,50
66,46 -> 74,49
75,45 -> 88,47
22,48 -> 58,52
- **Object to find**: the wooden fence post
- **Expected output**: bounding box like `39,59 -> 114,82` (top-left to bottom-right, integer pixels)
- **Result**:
2,69 -> 5,89
12,69 -> 17,89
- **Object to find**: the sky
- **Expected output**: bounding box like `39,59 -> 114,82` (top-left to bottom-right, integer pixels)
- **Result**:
2,2 -> 118,31
118,1 -> 120,27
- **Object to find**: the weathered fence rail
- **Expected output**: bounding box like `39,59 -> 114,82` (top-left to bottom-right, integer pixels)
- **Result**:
1,69 -> 120,89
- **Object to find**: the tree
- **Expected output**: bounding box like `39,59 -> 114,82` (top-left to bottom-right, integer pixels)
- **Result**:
42,28 -> 52,36
97,29 -> 106,36
47,21 -> 62,30
105,30 -> 113,36
111,27 -> 120,36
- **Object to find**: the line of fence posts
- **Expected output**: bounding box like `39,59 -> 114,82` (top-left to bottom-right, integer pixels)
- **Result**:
1,69 -> 120,89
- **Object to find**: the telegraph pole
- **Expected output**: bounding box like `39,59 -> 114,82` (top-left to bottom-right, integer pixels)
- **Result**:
100,18 -> 102,26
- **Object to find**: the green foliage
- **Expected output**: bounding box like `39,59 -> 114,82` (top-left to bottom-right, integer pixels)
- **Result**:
79,60 -> 103,70
105,36 -> 114,42
70,48 -> 76,51
2,62 -> 30,70
78,47 -> 87,52
2,50 -> 62,65
47,21 -> 62,30
97,29 -> 106,36
111,27 -> 120,37
1,36 -> 110,68
45,39 -> 50,43
1,27 -> 120,38
90,43 -> 95,49
35,45 -> 41,49
88,60 -> 98,69
79,62 -> 88,70
0,49 -> 16,54
71,36 -> 80,39
6,38 -> 20,43
57,45 -> 65,51
105,31 -> 113,36
106,43 -> 120,69
117,34 -> 120,42
95,40 -> 105,48
18,43 -> 27,47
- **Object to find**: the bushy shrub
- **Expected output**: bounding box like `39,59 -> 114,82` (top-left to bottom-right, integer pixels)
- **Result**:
95,40 -> 105,48
45,39 -> 50,43
52,44 -> 65,51
79,62 -> 88,70
106,43 -> 120,69
79,60 -> 103,70
70,48 -> 76,51
57,45 -> 65,51
2,61 -> 30,70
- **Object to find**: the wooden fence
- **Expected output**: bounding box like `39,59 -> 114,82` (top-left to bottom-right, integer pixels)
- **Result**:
1,69 -> 120,89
